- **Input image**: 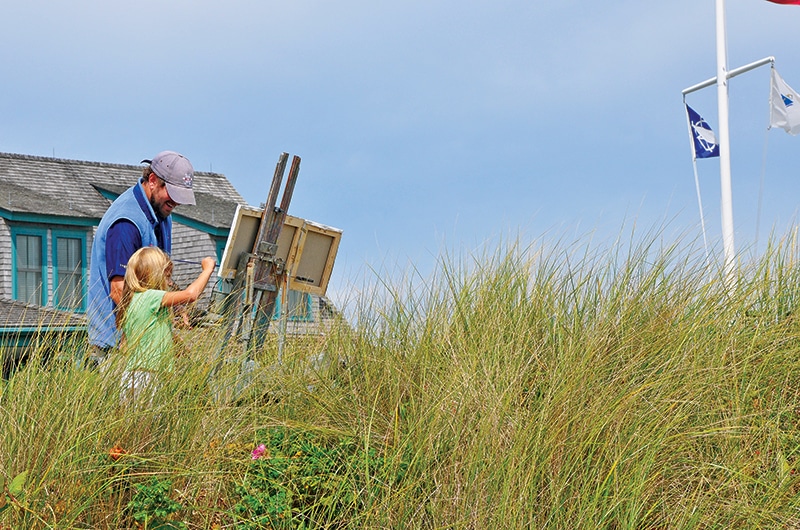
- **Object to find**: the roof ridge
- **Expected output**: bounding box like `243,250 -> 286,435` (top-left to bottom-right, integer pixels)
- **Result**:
0,151 -> 141,170
0,151 -> 225,177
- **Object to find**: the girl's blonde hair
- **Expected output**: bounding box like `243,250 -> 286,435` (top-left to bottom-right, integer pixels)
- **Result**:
115,246 -> 173,328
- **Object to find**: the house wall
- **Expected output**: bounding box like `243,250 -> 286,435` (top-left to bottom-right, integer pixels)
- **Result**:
1,215 -> 339,341
170,221 -> 221,307
264,292 -> 331,336
1,217 -> 219,313
0,153 -> 347,354
282,296 -> 324,335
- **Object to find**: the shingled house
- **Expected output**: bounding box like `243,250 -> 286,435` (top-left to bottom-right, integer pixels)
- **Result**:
0,152 -> 338,372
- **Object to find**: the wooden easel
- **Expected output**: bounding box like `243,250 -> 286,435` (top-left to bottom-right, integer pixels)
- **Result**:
210,152 -> 300,383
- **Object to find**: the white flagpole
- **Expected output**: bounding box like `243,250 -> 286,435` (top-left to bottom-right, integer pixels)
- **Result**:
716,0 -> 736,286
693,160 -> 710,260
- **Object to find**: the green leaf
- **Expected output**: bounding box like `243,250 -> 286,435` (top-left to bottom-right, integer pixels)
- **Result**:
9,471 -> 27,497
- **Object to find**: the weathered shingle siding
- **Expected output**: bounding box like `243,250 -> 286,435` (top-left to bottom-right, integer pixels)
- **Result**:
282,303 -> 321,335
279,296 -> 339,336
171,222 -> 220,305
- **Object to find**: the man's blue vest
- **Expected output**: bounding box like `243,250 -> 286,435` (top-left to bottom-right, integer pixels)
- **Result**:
87,183 -> 172,348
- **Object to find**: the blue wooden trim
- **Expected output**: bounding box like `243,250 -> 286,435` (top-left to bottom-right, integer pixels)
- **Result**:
2,189 -> 235,235
0,208 -> 99,227
51,229 -> 88,312
0,327 -> 86,348
0,326 -> 85,334
215,238 -> 227,263
10,227 -> 48,305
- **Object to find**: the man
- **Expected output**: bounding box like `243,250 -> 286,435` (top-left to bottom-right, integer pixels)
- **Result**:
86,150 -> 196,367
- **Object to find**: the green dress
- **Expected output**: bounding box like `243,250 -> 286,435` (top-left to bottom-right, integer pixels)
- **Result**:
123,289 -> 174,373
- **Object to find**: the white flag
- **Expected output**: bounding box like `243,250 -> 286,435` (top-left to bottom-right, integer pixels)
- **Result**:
770,68 -> 800,135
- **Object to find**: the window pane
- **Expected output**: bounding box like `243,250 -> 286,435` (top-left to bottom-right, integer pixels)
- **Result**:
287,290 -> 306,319
29,236 -> 41,268
56,237 -> 83,310
17,237 -> 27,268
16,234 -> 43,304
58,238 -> 77,269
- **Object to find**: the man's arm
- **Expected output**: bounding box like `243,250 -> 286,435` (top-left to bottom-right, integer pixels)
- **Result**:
109,276 -> 124,304
105,220 -> 142,303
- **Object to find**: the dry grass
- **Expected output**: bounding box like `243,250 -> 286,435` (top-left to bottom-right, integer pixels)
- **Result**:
4,229 -> 800,528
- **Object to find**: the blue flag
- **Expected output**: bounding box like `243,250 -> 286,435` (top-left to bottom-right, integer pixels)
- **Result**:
686,104 -> 720,159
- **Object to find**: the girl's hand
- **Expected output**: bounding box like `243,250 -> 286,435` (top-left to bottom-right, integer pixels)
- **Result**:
201,257 -> 216,272
161,257 -> 217,307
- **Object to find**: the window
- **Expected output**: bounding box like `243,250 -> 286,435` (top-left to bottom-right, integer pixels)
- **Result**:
273,289 -> 313,322
10,226 -> 87,311
53,233 -> 86,311
13,231 -> 46,305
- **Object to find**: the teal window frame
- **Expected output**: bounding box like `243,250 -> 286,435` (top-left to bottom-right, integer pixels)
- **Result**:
11,226 -> 48,305
272,289 -> 314,322
215,238 -> 227,264
52,229 -> 88,312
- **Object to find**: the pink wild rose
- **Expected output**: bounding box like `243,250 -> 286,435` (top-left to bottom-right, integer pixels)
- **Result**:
251,444 -> 267,460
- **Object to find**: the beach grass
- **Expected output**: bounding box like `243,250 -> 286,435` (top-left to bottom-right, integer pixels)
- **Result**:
4,230 -> 800,528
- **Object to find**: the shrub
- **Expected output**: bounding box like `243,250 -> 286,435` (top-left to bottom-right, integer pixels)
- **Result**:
127,477 -> 186,529
232,425 -> 400,529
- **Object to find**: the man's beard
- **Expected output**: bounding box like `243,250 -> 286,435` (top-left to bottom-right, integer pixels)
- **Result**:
150,196 -> 170,220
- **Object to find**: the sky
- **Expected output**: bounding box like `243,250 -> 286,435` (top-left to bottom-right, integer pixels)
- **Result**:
3,1 -> 800,306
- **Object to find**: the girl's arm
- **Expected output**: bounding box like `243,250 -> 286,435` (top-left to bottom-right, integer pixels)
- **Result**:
161,257 -> 216,307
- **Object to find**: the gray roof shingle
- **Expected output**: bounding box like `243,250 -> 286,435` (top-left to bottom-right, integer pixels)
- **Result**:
0,298 -> 85,331
0,152 -> 249,226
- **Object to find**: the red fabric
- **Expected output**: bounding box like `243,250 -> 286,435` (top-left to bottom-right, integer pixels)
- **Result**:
766,0 -> 800,4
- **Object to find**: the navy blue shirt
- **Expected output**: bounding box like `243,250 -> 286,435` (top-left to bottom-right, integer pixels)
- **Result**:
104,182 -> 169,280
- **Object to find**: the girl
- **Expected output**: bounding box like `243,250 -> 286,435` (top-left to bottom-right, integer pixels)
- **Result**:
115,246 -> 216,402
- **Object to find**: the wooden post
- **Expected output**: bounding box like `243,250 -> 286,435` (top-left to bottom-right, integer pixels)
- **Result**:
247,154 -> 300,353
211,152 -> 301,378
